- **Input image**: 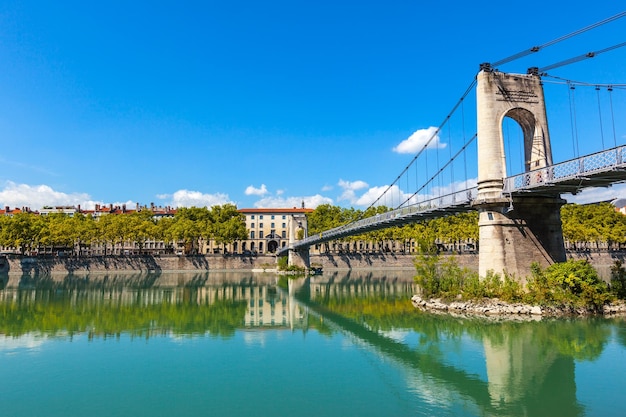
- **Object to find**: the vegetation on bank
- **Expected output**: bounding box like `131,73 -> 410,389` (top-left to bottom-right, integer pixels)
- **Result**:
0,204 -> 247,255
308,204 -> 479,252
308,202 -> 626,252
276,256 -> 305,274
0,201 -> 623,257
413,253 -> 625,311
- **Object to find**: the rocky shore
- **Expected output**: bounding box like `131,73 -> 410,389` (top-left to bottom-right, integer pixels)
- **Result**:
411,295 -> 626,317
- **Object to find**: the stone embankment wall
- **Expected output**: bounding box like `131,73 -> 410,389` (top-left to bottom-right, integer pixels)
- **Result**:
1,250 -> 624,279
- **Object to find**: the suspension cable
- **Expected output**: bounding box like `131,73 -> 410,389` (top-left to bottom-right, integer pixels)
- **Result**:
568,82 -> 580,158
448,116 -> 455,196
354,76 -> 478,221
491,11 -> 626,67
608,86 -> 618,147
462,97 -> 468,189
596,86 -> 606,149
541,75 -> 626,89
537,41 -> 626,73
399,134 -> 478,208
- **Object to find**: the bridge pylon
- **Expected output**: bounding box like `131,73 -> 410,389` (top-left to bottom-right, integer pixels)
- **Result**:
475,69 -> 566,280
288,247 -> 310,270
286,209 -> 311,270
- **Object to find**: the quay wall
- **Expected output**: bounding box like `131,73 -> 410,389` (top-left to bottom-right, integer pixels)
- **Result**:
2,250 -> 624,279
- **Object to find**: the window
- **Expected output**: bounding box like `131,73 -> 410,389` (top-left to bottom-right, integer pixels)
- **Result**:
282,223 -> 286,228
259,215 -> 263,219
250,223 -> 255,228
251,215 -> 255,219
271,215 -> 275,220
282,231 -> 286,238
259,231 -> 264,238
250,231 -> 255,239
282,215 -> 286,219
271,222 -> 275,228
259,223 -> 263,228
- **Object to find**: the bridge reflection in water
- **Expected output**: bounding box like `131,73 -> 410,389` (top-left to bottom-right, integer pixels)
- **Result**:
0,271 -> 619,416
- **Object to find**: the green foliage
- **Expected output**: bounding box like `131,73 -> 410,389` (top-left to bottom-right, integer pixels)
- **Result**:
0,203 -> 247,256
277,256 -> 288,270
610,260 -> 626,299
276,256 -> 305,274
527,260 -> 613,309
561,202 -> 626,247
413,253 -> 480,300
307,205 -> 478,254
414,256 -> 611,309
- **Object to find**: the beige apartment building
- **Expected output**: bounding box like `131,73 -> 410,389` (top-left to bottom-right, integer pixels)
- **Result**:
202,207 -> 313,255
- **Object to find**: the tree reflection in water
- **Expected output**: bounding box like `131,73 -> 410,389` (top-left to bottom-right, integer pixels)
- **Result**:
0,270 -> 622,416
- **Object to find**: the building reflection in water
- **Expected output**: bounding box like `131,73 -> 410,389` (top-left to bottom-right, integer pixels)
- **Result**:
0,270 -> 612,416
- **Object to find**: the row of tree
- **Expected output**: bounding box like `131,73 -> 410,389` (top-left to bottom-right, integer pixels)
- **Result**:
308,204 -> 479,251
307,202 -> 626,250
0,204 -> 248,255
0,201 -> 623,256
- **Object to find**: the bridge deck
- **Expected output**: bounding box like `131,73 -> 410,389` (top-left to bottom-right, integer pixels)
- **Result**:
280,145 -> 626,255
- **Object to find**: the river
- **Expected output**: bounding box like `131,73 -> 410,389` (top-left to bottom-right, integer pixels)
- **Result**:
1,270 -> 624,417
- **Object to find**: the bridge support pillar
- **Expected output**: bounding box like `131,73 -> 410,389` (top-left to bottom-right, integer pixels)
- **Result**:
475,68 -> 565,280
288,247 -> 310,270
477,196 -> 566,281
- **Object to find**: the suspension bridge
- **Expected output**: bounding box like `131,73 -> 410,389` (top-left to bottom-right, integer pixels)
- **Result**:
280,12 -> 626,278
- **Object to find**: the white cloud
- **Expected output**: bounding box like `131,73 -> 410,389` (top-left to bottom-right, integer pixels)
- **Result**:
321,184 -> 333,192
245,184 -> 268,196
393,126 -> 446,154
337,179 -> 370,203
353,185 -> 414,207
0,181 -> 99,210
164,189 -> 232,208
564,183 -> 626,205
253,194 -> 333,209
335,177 -> 479,208
338,179 -> 368,191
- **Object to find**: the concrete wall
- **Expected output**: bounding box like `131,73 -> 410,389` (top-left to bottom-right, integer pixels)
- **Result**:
2,251 -> 623,280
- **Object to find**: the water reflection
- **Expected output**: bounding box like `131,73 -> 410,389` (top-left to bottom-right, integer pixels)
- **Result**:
1,271 -> 624,416
293,275 -> 618,417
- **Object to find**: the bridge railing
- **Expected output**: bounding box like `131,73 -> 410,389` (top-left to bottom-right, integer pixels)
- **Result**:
290,186 -> 478,250
503,145 -> 626,193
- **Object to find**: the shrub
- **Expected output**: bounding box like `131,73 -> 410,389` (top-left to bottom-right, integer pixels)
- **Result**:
277,256 -> 288,271
526,260 -> 613,309
415,257 -> 611,310
610,260 -> 626,299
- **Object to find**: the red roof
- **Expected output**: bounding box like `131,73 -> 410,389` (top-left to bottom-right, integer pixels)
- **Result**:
238,208 -> 314,214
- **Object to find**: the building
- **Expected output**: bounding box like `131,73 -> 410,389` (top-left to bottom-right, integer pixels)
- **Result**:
202,207 -> 314,255
0,202 -> 316,257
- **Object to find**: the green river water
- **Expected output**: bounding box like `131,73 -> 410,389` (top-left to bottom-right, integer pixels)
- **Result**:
1,270 -> 624,417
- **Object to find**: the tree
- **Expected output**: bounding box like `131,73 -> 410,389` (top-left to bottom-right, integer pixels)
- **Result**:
210,204 -> 247,252
168,207 -> 213,254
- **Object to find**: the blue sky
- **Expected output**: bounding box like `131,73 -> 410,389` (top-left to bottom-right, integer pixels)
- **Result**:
0,1 -> 624,210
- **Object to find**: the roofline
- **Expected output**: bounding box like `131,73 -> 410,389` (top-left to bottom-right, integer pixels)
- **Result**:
238,208 -> 314,214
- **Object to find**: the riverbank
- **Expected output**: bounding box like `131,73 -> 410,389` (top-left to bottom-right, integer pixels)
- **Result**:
1,250 -> 625,277
411,295 -> 626,317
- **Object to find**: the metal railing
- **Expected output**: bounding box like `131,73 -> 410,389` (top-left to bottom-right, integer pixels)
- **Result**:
284,145 -> 626,254
283,186 -> 478,253
503,146 -> 626,193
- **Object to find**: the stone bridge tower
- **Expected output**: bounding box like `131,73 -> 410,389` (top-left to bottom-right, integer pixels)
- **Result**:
475,67 -> 566,280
